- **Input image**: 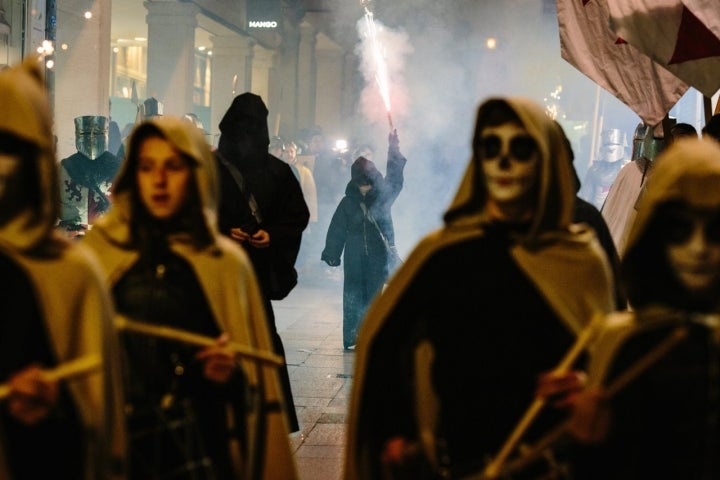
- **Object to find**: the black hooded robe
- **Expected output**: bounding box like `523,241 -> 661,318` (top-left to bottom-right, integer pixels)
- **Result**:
322,150 -> 406,348
215,93 -> 309,432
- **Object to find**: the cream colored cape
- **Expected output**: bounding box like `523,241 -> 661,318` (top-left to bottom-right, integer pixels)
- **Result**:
83,116 -> 298,480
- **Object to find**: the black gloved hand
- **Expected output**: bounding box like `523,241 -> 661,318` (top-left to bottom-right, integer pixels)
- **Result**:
322,254 -> 341,267
389,129 -> 399,152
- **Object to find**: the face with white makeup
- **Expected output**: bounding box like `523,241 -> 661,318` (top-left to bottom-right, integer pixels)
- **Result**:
662,206 -> 720,295
477,122 -> 539,222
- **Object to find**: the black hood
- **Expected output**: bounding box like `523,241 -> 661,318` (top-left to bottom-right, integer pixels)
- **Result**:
217,93 -> 270,169
350,156 -> 381,185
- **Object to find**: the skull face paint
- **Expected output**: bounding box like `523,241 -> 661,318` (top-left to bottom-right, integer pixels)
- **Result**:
664,208 -> 720,295
478,123 -> 539,220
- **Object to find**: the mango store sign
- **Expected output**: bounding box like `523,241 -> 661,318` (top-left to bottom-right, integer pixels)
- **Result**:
247,0 -> 281,30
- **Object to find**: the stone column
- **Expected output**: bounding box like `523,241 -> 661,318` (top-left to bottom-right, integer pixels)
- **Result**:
251,43 -> 273,105
271,19 -> 299,140
315,37 -> 345,137
266,49 -> 282,137
297,20 -> 317,133
209,34 -> 255,143
54,0 -> 112,159
144,0 -> 198,117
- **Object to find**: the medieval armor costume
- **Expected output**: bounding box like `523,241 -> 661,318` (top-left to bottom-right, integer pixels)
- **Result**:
83,117 -> 298,480
0,57 -> 126,480
58,115 -> 121,234
601,123 -> 668,256
578,128 -> 629,210
344,97 -> 615,480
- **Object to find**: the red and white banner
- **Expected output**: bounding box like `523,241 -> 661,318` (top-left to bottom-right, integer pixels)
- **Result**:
557,0 -> 688,126
607,0 -> 720,97
682,0 -> 720,44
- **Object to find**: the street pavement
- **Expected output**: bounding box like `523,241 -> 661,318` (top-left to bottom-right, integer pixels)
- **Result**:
274,261 -> 352,480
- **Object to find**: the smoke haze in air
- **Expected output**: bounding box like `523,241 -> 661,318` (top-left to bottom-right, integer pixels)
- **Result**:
326,0 -> 701,256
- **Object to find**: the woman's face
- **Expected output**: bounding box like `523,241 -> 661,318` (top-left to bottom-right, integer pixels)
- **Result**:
136,136 -> 192,220
664,208 -> 720,294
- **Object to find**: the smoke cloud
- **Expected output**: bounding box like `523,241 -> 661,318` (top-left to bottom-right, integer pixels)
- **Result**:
328,0 -> 702,257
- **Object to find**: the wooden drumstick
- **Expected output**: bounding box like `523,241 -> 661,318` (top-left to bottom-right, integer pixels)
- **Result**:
482,313 -> 604,479
0,354 -> 102,400
497,325 -> 689,479
114,315 -> 285,367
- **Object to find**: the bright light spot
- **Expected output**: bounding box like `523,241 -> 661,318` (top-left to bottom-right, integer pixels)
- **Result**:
134,37 -> 146,42
84,11 -> 92,19
36,40 -> 54,56
486,37 -> 497,49
61,43 -> 68,50
113,47 -> 119,53
122,87 -> 129,98
334,139 -> 348,152
197,46 -> 206,51
45,59 -> 54,69
207,51 -> 213,56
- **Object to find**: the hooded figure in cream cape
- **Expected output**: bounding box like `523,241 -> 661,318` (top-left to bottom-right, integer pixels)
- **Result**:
344,97 -> 615,480
0,58 -> 126,479
83,117 -> 298,480
571,139 -> 720,480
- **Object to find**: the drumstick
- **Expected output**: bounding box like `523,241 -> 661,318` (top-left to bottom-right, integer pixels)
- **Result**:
0,354 -> 102,400
497,325 -> 689,478
482,313 -> 604,479
115,315 -> 285,367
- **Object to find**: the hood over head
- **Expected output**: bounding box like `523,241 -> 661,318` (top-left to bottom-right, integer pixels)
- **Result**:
97,116 -> 219,247
444,97 -> 575,245
0,56 -> 60,252
217,93 -> 270,169
622,138 -> 720,310
351,156 -> 381,185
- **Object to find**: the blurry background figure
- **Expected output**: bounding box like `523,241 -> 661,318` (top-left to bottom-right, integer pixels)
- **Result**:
183,112 -> 212,146
670,122 -> 698,141
304,126 -> 347,254
117,98 -> 166,163
294,139 -> 315,172
269,136 -> 285,159
602,122 -> 668,256
569,138 -> 720,480
579,128 -> 629,210
557,122 -> 625,309
108,120 -> 122,156
215,92 -> 309,433
57,115 -> 120,237
84,116 -> 298,480
702,113 -> 720,143
139,97 -> 163,122
321,129 -> 406,350
281,140 -> 318,271
0,57 -> 126,480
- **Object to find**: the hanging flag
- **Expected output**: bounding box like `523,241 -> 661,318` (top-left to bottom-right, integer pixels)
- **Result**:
557,0 -> 689,126
607,0 -> 720,97
682,0 -> 720,42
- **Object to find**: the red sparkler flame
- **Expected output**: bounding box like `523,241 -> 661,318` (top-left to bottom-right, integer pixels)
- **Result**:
363,7 -> 392,128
